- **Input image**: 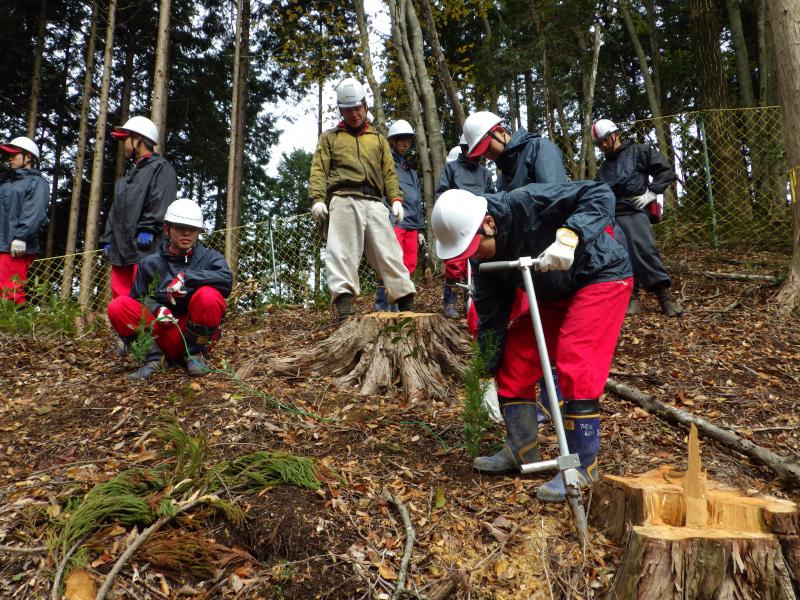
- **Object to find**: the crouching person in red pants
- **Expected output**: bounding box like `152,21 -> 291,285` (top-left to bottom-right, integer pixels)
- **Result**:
432,181 -> 632,502
106,199 -> 232,381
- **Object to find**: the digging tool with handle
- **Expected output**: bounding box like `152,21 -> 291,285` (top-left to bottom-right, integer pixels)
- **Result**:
479,256 -> 590,545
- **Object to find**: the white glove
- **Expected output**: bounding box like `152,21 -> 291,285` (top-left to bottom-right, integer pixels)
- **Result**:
311,202 -> 328,222
480,379 -> 503,424
155,306 -> 179,324
537,228 -> 579,272
391,200 -> 404,223
632,190 -> 657,210
166,272 -> 187,305
9,239 -> 26,258
418,232 -> 425,245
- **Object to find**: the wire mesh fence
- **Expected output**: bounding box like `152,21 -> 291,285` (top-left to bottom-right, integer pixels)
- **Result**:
620,106 -> 793,249
15,107 -> 795,328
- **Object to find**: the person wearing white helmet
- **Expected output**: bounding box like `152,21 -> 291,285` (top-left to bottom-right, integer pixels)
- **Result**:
0,136 -> 49,304
372,119 -> 425,311
432,181 -> 632,503
592,118 -> 682,316
106,199 -> 232,381
435,138 -> 495,319
100,115 -> 177,299
308,77 -> 415,321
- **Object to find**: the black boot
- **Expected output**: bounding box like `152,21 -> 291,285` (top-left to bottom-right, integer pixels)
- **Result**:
443,281 -> 459,319
626,291 -> 643,316
472,399 -> 540,474
128,342 -> 165,382
115,334 -> 136,357
333,293 -> 353,322
395,293 -> 415,312
184,321 -> 218,376
656,287 -> 683,317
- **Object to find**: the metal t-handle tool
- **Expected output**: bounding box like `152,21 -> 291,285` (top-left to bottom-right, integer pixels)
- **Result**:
479,256 -> 590,544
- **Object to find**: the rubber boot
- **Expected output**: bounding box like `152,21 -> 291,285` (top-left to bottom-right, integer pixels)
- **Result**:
374,286 -> 389,312
626,291 -> 643,316
536,400 -> 600,502
128,341 -> 165,382
443,281 -> 459,319
334,293 -> 353,322
536,370 -> 563,425
116,334 -> 136,357
656,287 -> 683,317
395,293 -> 415,312
185,320 -> 218,377
388,302 -> 399,312
472,399 -> 540,474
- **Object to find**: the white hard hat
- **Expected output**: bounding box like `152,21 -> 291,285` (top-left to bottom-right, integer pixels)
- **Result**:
113,115 -> 159,145
432,189 -> 488,260
463,111 -> 503,158
164,198 -> 204,229
0,136 -> 39,160
591,119 -> 618,143
387,119 -> 414,138
336,77 -> 367,108
446,146 -> 462,162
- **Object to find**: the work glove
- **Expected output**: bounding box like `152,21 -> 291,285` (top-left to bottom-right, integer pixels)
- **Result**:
311,202 -> 328,222
537,228 -> 579,273
166,272 -> 187,305
418,232 -> 425,246
102,244 -> 111,258
391,199 -> 404,223
480,379 -> 503,424
155,306 -> 178,324
9,239 -> 26,258
136,230 -> 154,251
632,190 -> 658,210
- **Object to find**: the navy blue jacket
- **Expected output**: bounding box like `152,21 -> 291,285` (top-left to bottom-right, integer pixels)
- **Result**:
100,154 -> 177,266
595,141 -> 673,216
130,242 -> 232,317
474,181 -> 632,373
495,128 -> 568,191
391,151 -> 425,230
0,168 -> 49,255
435,154 -> 496,198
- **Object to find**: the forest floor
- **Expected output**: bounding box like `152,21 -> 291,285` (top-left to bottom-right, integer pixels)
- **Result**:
0,246 -> 798,600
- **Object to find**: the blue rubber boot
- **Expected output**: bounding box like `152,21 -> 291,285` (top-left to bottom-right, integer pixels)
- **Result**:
443,281 -> 459,319
536,370 -> 563,425
536,400 -> 600,503
374,285 -> 389,312
472,399 -> 540,474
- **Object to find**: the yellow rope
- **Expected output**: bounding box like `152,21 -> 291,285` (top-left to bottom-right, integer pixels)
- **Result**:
790,165 -> 800,205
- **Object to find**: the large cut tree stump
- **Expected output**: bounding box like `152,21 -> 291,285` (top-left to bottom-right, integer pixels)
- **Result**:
269,313 -> 471,401
591,426 -> 800,599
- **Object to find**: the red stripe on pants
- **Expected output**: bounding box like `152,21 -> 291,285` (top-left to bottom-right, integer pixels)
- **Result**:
0,253 -> 34,305
106,286 -> 227,361
111,264 -> 139,299
444,258 -> 467,282
495,278 -> 632,400
393,227 -> 419,275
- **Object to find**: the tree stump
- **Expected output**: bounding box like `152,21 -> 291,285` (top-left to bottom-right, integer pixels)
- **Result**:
269,312 -> 471,401
591,426 -> 800,599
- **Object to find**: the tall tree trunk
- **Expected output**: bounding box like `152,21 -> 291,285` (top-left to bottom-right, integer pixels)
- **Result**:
724,0 -> 756,107
417,0 -> 465,131
27,0 -> 47,138
643,0 -> 663,109
554,94 -> 578,178
114,23 -> 136,182
690,0 -> 753,225
225,0 -> 249,279
79,0 -> 117,311
577,25 -> 602,180
524,70 -> 536,132
353,0 -> 386,134
62,1 -> 98,298
388,0 -> 433,227
403,0 -> 445,188
150,0 -> 171,149
767,0 -> 800,313
530,1 -> 555,141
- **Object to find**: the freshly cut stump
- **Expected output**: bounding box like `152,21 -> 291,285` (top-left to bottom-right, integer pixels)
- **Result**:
591,466 -> 800,599
269,312 -> 471,401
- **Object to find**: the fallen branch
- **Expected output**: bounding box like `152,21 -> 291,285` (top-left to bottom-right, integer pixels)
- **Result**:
701,271 -> 781,284
606,378 -> 800,486
381,490 -> 416,600
0,544 -> 48,554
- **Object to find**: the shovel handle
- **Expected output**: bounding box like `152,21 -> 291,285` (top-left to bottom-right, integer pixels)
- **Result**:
479,257 -> 541,273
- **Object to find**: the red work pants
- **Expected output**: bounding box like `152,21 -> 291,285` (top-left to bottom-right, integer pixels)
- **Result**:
106,286 -> 227,361
0,253 -> 34,305
111,264 -> 138,299
393,227 -> 419,275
